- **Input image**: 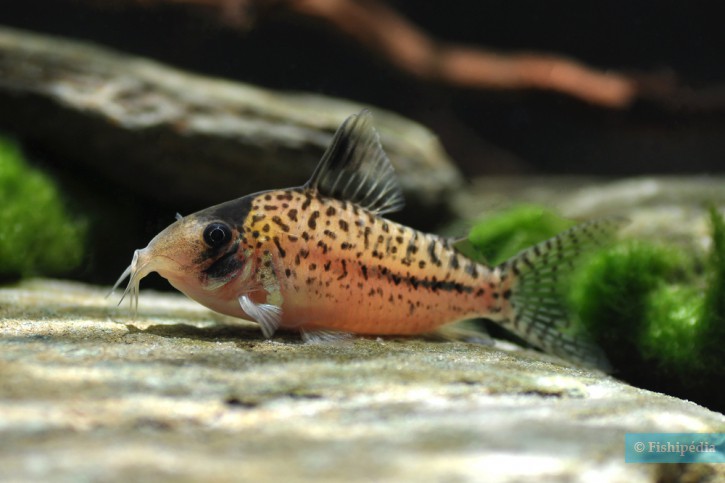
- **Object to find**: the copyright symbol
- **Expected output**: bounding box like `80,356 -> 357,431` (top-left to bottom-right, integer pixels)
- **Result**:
634,442 -> 645,453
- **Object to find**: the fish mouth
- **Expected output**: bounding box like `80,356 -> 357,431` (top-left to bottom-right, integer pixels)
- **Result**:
109,248 -> 160,315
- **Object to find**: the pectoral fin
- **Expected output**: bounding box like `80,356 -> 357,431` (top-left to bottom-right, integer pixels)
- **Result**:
238,294 -> 282,338
239,251 -> 285,338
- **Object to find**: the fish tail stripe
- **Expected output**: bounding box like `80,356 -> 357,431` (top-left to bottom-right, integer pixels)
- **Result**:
495,218 -> 624,371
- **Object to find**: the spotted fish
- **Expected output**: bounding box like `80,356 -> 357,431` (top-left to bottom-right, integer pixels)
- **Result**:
113,110 -> 619,369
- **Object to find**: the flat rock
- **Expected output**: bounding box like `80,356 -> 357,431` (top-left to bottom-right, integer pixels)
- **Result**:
1,279 -> 723,482
0,26 -> 461,214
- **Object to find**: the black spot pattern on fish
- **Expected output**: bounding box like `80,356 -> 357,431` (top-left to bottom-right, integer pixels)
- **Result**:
309,211 -> 320,229
465,262 -> 478,279
317,240 -> 330,254
427,239 -> 442,267
271,216 -> 290,232
337,260 -> 348,280
301,193 -> 313,211
273,237 -> 286,258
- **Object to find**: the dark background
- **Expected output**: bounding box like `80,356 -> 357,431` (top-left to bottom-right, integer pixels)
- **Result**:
3,0 -> 725,178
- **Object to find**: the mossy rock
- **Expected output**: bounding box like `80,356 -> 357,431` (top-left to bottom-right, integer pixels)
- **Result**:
466,204 -> 725,410
0,136 -> 86,278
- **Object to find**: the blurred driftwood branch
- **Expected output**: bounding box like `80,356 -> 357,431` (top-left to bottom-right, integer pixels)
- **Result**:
85,0 -> 725,113
286,0 -> 638,108
94,0 -> 643,108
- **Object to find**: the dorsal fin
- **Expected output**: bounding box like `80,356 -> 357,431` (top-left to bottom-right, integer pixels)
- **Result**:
304,109 -> 405,215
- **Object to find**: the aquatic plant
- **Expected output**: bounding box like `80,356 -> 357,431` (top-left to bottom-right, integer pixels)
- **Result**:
468,204 -> 725,409
570,209 -> 724,388
0,136 -> 86,278
466,204 -> 574,266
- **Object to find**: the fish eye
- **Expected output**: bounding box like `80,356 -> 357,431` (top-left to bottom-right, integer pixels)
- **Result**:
203,223 -> 232,248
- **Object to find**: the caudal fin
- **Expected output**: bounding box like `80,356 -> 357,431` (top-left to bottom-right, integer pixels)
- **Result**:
497,218 -> 625,371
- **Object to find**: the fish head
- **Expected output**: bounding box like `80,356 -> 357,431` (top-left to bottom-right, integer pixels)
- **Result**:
112,197 -> 253,312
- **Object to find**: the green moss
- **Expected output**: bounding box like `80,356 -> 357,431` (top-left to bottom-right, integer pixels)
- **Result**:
0,136 -> 86,278
567,241 -> 686,353
700,207 -> 725,366
466,203 -> 725,408
467,204 -> 574,265
567,209 -> 725,381
642,285 -> 703,370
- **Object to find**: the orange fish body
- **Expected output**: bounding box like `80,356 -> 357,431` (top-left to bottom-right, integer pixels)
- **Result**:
115,110 -> 617,369
222,189 -> 511,335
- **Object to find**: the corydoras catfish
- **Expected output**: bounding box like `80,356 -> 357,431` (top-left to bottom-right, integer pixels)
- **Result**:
113,110 -> 618,370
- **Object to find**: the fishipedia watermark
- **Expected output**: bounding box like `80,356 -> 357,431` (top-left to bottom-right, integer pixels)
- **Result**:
625,433 -> 724,463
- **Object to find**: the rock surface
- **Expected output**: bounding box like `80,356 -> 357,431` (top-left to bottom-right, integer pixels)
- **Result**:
0,26 -> 461,212
1,279 -> 723,482
453,175 -> 725,252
